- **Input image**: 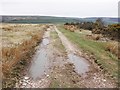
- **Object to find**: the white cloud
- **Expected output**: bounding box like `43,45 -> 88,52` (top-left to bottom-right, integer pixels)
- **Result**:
1,0 -> 118,3
0,0 -> 119,17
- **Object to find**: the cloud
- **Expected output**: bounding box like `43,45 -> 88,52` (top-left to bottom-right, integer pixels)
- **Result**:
0,0 -> 118,17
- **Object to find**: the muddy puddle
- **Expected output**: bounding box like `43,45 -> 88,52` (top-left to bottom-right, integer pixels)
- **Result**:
68,53 -> 89,75
15,30 -> 51,88
42,38 -> 50,46
55,27 -> 90,76
29,47 -> 49,79
29,32 -> 50,80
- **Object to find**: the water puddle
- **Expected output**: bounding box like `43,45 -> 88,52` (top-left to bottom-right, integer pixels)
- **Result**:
42,38 -> 50,46
28,33 -> 50,80
68,53 -> 89,75
15,30 -> 52,88
55,27 -> 90,76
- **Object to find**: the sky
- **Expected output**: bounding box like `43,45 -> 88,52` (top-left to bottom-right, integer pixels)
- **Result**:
0,0 -> 119,18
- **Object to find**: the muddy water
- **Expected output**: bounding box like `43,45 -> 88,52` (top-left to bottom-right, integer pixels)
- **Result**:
29,31 -> 50,80
42,38 -> 50,46
68,53 -> 89,75
55,26 -> 90,75
15,30 -> 51,88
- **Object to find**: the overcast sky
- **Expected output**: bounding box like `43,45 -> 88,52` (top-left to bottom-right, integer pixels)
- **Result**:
0,0 -> 119,18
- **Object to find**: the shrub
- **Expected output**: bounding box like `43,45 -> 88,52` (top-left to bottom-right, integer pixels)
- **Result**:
105,41 -> 118,56
86,34 -> 102,40
2,26 -> 13,31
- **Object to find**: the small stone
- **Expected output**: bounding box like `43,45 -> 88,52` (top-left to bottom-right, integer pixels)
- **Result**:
22,82 -> 27,86
46,75 -> 49,77
20,80 -> 23,84
103,79 -> 106,82
26,80 -> 30,84
93,77 -> 97,80
24,76 -> 29,80
39,80 -> 42,84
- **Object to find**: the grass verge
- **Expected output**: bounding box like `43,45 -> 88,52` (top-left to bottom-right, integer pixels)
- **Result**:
50,30 -> 65,53
57,25 -> 118,80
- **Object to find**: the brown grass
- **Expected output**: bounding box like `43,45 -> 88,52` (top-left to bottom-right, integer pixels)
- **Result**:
1,24 -> 15,31
105,41 -> 118,56
86,34 -> 103,40
64,25 -> 77,32
2,27 -> 13,31
1,24 -> 46,77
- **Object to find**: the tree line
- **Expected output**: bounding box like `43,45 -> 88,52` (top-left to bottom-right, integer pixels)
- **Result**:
64,18 -> 120,40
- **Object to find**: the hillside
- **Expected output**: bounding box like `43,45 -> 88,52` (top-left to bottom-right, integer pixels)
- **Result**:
1,16 -> 81,24
83,17 -> 118,25
1,16 -> 119,24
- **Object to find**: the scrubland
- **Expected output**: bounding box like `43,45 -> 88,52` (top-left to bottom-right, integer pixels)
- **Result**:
1,23 -> 46,87
1,23 -> 118,88
58,25 -> 118,80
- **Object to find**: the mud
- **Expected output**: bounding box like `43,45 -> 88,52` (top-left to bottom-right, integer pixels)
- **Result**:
54,25 -> 116,88
15,25 -> 116,88
68,53 -> 89,75
55,26 -> 90,75
15,28 -> 51,88
29,33 -> 50,80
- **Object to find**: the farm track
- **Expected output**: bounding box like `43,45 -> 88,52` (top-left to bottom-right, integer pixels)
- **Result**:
15,25 -> 116,88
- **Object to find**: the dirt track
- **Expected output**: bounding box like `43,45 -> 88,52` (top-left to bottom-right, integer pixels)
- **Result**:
15,25 -> 116,88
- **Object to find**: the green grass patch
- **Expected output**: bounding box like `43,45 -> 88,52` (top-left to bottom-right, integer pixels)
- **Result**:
57,25 -> 118,79
50,31 -> 65,53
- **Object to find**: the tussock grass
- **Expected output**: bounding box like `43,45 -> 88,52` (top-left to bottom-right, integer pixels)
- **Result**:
64,25 -> 77,32
2,24 -> 45,73
105,41 -> 118,56
2,26 -> 13,31
50,31 -> 65,53
86,34 -> 103,40
1,24 -> 46,87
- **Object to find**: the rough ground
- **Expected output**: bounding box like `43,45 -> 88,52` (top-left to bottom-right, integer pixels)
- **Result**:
15,25 -> 117,88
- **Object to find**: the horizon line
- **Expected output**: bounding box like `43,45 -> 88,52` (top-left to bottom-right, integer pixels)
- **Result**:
0,15 -> 118,18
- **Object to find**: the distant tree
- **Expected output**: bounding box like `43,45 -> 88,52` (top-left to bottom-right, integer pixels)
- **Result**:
71,22 -> 76,25
64,23 -> 69,25
95,18 -> 104,29
77,22 -> 94,30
